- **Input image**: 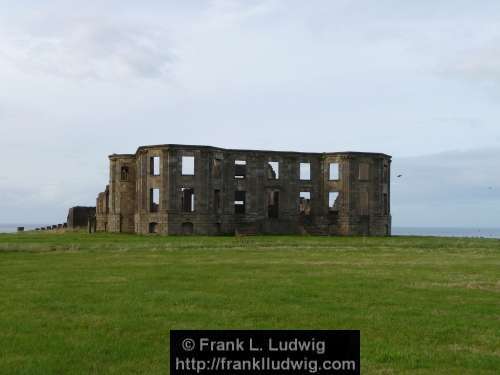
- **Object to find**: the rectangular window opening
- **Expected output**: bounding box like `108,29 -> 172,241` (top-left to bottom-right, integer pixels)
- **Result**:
383,193 -> 388,215
267,161 -> 279,179
234,190 -> 246,214
150,157 -> 160,176
214,189 -> 221,212
359,163 -> 370,180
268,190 -> 279,218
300,162 -> 310,180
360,191 -> 369,211
235,160 -> 247,179
150,188 -> 160,212
329,192 -> 340,211
149,222 -> 158,234
182,156 -> 195,176
329,163 -> 339,180
213,158 -> 222,178
299,191 -> 311,216
120,166 -> 129,181
383,163 -> 389,183
181,188 -> 195,212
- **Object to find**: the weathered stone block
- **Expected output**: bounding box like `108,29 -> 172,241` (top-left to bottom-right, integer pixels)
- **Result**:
67,207 -> 96,230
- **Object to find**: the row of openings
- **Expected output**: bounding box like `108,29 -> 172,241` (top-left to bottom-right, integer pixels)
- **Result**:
148,188 -> 342,217
149,188 -> 196,213
235,190 -> 280,217
149,221 -> 194,234
149,156 -> 196,177
299,162 -> 339,181
124,158 -> 379,183
148,198 -> 388,235
235,160 -> 341,181
231,190 -> 386,215
150,188 -> 196,213
144,156 -> 342,181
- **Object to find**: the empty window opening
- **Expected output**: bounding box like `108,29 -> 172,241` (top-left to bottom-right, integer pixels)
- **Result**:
215,223 -> 222,234
267,161 -> 279,179
329,163 -> 339,180
181,188 -> 195,212
360,216 -> 370,236
383,163 -> 389,182
360,191 -> 369,211
328,211 -> 339,225
150,188 -> 160,212
299,192 -> 311,216
214,189 -> 221,212
359,163 -> 370,180
234,191 -> 246,214
149,222 -> 158,234
329,192 -> 340,211
268,190 -> 280,218
182,156 -> 195,175
300,162 -> 310,180
213,158 -> 222,178
182,222 -> 194,235
120,166 -> 129,181
383,193 -> 389,215
235,160 -> 247,179
150,157 -> 160,176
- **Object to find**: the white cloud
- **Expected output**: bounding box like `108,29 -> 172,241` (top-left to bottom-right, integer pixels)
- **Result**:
392,148 -> 500,226
445,39 -> 500,85
0,19 -> 174,80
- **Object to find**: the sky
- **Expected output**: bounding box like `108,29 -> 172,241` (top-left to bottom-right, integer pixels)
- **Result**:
1,0 -> 500,227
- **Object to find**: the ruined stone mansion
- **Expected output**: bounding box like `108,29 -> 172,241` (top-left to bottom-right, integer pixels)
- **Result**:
94,144 -> 391,236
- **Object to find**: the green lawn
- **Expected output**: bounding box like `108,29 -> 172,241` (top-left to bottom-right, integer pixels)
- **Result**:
0,232 -> 498,374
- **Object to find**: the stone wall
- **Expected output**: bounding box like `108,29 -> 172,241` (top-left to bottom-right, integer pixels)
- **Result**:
95,145 -> 391,236
67,206 -> 96,230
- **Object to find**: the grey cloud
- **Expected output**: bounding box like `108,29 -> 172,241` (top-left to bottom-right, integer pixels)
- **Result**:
1,20 -> 174,80
441,38 -> 500,85
392,148 -> 500,226
0,178 -> 103,224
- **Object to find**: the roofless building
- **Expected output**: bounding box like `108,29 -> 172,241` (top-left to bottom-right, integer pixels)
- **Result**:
95,144 -> 391,235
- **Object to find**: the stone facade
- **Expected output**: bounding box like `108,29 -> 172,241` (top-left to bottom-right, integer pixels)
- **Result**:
95,144 -> 391,236
67,206 -> 96,230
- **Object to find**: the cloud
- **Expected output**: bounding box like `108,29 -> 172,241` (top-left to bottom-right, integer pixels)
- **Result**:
392,148 -> 500,226
205,0 -> 282,25
1,1 -> 500,227
443,40 -> 500,85
0,19 -> 174,80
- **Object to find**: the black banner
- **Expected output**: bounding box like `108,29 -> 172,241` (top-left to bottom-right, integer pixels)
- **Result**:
170,330 -> 360,374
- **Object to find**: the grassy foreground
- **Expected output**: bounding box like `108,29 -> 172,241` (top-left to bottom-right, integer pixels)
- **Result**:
0,233 -> 498,374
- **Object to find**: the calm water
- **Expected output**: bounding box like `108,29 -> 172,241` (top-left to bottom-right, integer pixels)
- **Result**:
0,224 -> 48,233
1,224 -> 499,238
392,227 -> 500,239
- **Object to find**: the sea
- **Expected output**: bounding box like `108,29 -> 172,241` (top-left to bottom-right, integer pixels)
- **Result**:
0,224 -> 50,233
1,224 -> 500,238
391,227 -> 500,239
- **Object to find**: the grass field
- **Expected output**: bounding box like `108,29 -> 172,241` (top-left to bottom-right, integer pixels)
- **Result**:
0,232 -> 498,374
